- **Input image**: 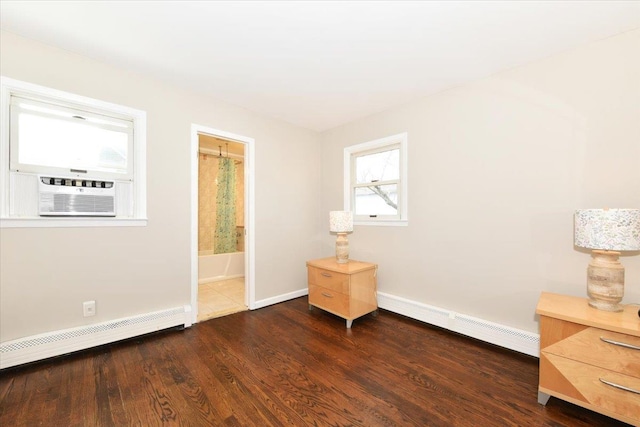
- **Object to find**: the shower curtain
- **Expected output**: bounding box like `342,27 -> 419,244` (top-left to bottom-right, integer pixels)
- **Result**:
214,157 -> 237,254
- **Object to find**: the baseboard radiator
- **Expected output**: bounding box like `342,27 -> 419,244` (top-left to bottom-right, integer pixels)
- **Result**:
377,292 -> 540,357
0,305 -> 192,369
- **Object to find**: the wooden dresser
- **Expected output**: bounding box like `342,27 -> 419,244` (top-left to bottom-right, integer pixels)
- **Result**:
536,292 -> 640,425
306,257 -> 377,328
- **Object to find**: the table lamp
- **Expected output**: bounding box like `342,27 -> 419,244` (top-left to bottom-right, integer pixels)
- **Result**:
574,208 -> 640,312
330,211 -> 353,264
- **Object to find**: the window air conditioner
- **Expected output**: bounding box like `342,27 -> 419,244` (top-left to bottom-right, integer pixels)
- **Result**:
39,176 -> 116,217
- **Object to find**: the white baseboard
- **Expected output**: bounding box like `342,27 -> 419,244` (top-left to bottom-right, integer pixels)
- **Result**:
377,292 -> 540,357
253,288 -> 309,310
0,305 -> 192,369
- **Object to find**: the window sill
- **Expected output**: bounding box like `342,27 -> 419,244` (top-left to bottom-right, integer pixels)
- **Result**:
354,219 -> 408,227
0,217 -> 148,228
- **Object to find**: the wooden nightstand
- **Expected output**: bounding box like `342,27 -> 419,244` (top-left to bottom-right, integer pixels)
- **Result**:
536,292 -> 640,425
306,257 -> 377,328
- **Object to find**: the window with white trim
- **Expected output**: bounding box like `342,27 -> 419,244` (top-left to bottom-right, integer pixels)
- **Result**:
344,133 -> 408,226
0,76 -> 147,227
10,96 -> 134,179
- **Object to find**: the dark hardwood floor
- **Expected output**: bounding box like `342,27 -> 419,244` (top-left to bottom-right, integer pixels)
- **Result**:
0,297 -> 628,426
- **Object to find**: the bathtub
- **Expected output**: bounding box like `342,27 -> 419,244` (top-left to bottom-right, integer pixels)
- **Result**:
198,251 -> 245,284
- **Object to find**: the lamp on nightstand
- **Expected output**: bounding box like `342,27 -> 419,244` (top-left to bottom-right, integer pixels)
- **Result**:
574,208 -> 640,312
329,211 -> 353,264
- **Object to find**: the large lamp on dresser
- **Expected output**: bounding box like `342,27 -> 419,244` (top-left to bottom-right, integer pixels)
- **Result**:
574,208 -> 640,312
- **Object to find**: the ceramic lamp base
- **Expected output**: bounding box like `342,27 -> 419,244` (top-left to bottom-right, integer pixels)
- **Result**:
587,250 -> 624,312
335,232 -> 349,264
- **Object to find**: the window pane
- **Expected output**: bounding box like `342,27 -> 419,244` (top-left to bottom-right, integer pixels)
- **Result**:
354,184 -> 398,216
18,113 -> 128,174
355,148 -> 399,184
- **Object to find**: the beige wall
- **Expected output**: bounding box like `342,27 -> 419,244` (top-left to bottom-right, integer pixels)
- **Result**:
0,31 -> 322,341
319,29 -> 640,333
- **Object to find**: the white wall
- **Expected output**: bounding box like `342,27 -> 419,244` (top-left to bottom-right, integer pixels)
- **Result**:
319,29 -> 640,333
0,31 -> 322,342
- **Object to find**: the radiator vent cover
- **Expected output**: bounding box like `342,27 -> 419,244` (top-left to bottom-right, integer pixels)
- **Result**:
39,176 -> 116,216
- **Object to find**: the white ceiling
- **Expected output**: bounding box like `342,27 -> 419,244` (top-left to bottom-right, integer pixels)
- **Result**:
2,1 -> 639,132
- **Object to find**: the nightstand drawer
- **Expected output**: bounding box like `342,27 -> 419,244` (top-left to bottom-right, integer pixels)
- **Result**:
308,266 -> 350,294
540,352 -> 640,421
541,317 -> 640,376
309,285 -> 350,316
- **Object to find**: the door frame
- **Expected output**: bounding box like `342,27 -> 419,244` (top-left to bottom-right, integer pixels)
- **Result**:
190,124 -> 256,324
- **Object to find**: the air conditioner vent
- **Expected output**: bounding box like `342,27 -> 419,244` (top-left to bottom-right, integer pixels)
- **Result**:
39,176 -> 116,217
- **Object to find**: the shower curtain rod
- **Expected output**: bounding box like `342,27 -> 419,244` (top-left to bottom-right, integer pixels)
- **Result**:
198,147 -> 243,162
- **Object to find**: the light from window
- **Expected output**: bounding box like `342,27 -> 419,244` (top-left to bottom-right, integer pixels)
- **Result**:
10,97 -> 133,178
354,148 -> 399,216
344,133 -> 408,225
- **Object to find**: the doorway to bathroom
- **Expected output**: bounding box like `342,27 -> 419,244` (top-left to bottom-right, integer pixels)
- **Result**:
190,124 -> 255,324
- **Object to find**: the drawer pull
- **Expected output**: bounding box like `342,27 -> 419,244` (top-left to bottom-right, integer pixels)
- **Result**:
599,378 -> 640,395
321,292 -> 334,298
320,272 -> 332,278
600,337 -> 640,351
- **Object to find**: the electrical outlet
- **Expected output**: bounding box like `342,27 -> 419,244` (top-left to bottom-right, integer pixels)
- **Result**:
83,300 -> 96,317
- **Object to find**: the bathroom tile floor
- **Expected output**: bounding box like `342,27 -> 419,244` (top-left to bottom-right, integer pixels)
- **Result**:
198,277 -> 247,322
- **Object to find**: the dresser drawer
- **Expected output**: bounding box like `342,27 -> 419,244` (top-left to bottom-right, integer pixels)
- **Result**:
309,285 -> 350,317
540,352 -> 640,423
541,317 -> 640,375
308,266 -> 350,294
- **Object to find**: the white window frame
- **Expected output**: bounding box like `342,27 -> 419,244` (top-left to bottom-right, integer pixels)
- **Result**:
9,95 -> 134,180
0,76 -> 147,228
344,132 -> 408,226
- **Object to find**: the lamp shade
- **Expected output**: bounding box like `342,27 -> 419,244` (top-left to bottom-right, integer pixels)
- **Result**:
329,211 -> 353,233
575,209 -> 640,251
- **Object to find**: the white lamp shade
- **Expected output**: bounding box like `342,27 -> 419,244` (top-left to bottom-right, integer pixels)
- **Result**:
575,209 -> 640,251
329,211 -> 353,232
